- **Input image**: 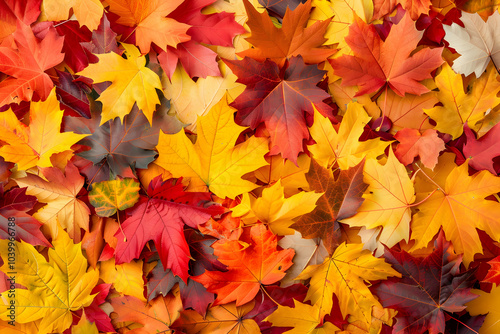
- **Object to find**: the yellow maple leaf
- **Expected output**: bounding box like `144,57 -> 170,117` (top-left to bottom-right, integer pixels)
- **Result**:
0,88 -> 87,171
155,96 -> 269,199
71,312 -> 98,334
162,62 -> 244,133
265,300 -> 340,334
253,154 -> 311,196
111,286 -> 182,333
15,162 -> 90,242
425,62 -> 500,139
106,0 -> 190,53
39,0 -> 104,30
100,258 -> 146,302
411,160 -> 500,266
309,103 -> 389,170
0,230 -> 99,334
296,243 -> 400,324
341,148 -> 416,251
231,179 -> 323,235
76,43 -> 162,126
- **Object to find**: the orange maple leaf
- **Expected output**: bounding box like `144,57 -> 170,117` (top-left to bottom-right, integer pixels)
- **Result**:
192,224 -> 294,306
238,0 -> 336,66
330,13 -> 443,97
105,0 -> 190,53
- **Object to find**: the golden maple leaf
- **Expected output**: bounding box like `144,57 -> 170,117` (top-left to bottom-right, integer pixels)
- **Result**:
309,103 -> 389,170
155,96 -> 269,199
341,148 -> 416,252
0,230 -> 99,334
296,242 -> 400,324
0,88 -> 87,171
76,43 -> 162,126
425,63 -> 500,139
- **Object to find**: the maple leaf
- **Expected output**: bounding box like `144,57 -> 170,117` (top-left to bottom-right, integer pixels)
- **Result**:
162,61 -> 242,133
308,103 -> 389,170
373,231 -> 479,334
105,0 -> 190,53
39,0 -> 104,30
341,149 -> 416,251
239,0 -> 335,66
0,186 -> 50,247
483,255 -> 500,285
111,287 -> 182,334
146,258 -> 215,313
0,0 -> 41,41
0,22 -> 64,106
173,301 -> 260,334
55,69 -> 91,118
394,128 -> 445,169
114,176 -> 224,282
15,162 -> 90,242
81,13 -> 121,56
372,0 -> 432,20
158,41 -> 221,79
253,154 -> 311,196
192,224 -> 295,306
411,160 -> 500,266
330,13 -> 443,96
467,285 -> 500,334
100,258 -> 146,302
0,230 -> 99,334
225,56 -> 333,163
443,11 -> 500,77
155,96 -> 269,199
0,88 -> 87,171
291,159 -> 367,253
296,242 -> 400,324
265,300 -> 340,333
231,179 -> 322,235
72,312 -> 99,334
463,122 -> 500,174
82,216 -> 106,268
424,62 -> 500,139
64,104 -> 180,183
89,179 -> 140,217
76,43 -> 162,125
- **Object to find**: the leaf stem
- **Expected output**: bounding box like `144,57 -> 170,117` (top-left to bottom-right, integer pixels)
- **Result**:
260,285 -> 282,307
414,164 -> 446,195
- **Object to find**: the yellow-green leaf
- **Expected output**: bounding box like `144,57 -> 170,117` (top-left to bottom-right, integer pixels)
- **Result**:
89,179 -> 140,217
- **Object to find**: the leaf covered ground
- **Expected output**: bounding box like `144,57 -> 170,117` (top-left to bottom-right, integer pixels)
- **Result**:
1,0 -> 500,333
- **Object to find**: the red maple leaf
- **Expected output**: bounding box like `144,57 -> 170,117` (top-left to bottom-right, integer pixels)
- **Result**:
114,176 -> 225,282
329,13 -> 443,97
225,56 -> 333,163
0,185 -> 50,247
0,21 -> 64,106
372,231 -> 479,334
463,123 -> 500,174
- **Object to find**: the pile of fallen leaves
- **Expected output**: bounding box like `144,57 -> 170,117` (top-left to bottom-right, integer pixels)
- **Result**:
1,0 -> 500,333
